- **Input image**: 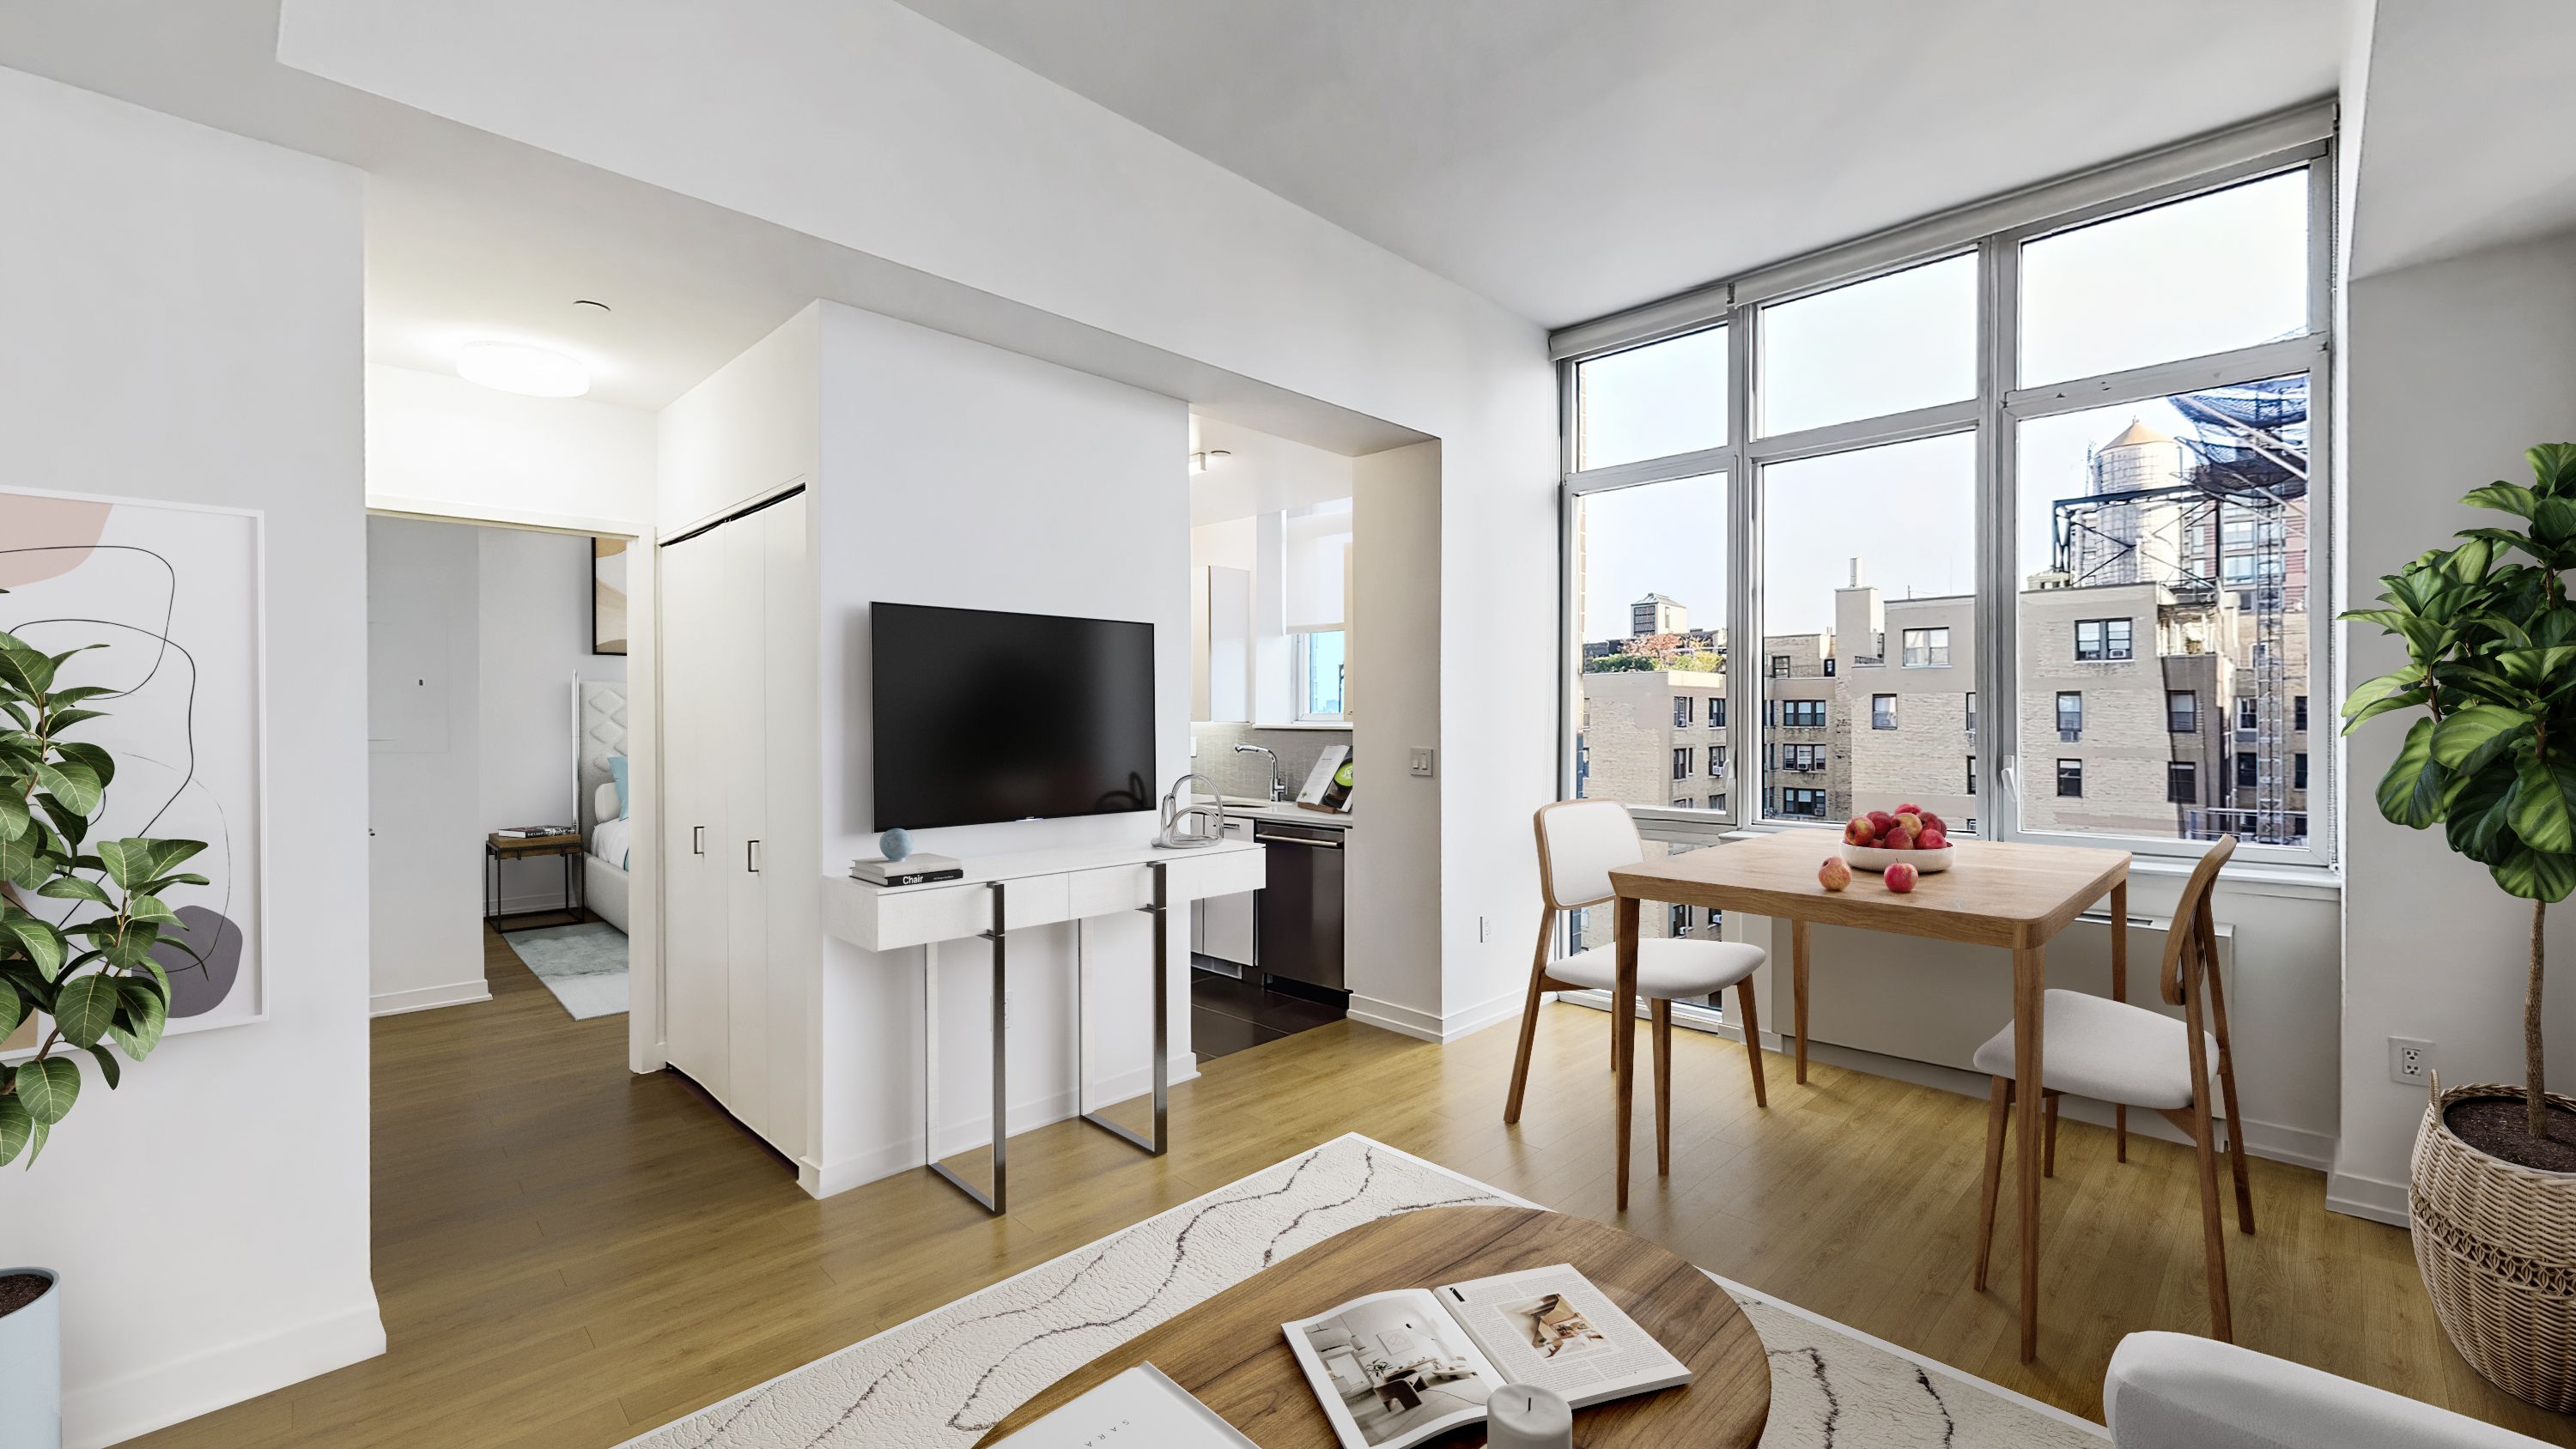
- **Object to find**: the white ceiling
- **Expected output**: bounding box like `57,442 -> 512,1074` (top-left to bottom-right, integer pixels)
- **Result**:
2346,0 -> 2576,279
892,0 -> 2348,327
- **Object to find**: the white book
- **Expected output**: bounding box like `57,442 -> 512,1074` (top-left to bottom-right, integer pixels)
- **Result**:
994,1362 -> 1256,1448
1281,1264 -> 1689,1449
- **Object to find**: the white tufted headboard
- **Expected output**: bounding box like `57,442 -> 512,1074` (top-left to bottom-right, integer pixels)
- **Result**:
578,680 -> 629,833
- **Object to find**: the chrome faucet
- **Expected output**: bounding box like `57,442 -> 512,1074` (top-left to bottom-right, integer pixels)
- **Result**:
1234,743 -> 1287,801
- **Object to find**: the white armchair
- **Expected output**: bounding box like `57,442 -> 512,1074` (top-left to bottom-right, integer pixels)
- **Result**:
2105,1332 -> 2549,1449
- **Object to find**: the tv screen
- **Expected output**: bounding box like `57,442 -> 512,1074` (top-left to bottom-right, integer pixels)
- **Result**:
871,603 -> 1157,831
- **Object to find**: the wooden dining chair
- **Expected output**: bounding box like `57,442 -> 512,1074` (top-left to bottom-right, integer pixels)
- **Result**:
1972,835 -> 2253,1343
1504,801 -> 1771,1184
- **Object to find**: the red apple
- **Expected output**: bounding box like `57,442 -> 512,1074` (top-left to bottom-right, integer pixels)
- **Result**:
1893,810 -> 1923,837
1884,861 -> 1920,893
1896,802 -> 1923,817
1918,826 -> 1948,852
1919,810 -> 1947,834
1844,815 -> 1876,846
1880,827 -> 1916,850
1818,857 -> 1853,891
1867,809 -> 1898,834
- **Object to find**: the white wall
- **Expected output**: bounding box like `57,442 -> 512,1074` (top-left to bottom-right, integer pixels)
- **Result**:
1347,443 -> 1450,1036
808,301 -> 1191,1193
657,306 -> 821,529
367,518 -> 489,1015
366,361 -> 656,532
276,0 -> 1562,1043
479,527 -> 627,910
2332,227 -> 2576,1220
0,67 -> 382,1447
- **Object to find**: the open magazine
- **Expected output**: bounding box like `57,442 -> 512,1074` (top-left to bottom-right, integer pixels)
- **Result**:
1281,1264 -> 1690,1449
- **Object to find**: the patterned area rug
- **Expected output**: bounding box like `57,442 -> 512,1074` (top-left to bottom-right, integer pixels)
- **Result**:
621,1135 -> 2104,1448
504,921 -> 628,1020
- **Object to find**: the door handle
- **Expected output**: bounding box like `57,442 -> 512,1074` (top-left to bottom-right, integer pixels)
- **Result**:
747,839 -> 762,873
693,825 -> 706,855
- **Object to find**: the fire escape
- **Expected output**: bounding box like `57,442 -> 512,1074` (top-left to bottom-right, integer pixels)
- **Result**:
2049,377 -> 2308,845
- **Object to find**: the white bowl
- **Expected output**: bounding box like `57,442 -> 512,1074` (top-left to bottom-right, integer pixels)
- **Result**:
1841,842 -> 1956,874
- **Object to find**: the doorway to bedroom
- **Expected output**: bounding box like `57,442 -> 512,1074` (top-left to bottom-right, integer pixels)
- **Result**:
366,515 -> 638,1025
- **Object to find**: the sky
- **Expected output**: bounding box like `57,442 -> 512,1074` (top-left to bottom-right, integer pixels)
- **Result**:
1578,170 -> 2309,645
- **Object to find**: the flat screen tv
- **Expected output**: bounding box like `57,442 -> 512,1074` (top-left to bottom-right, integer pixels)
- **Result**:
871,602 -> 1157,831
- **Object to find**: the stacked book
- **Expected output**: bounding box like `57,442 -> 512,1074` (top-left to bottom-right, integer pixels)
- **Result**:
851,853 -> 964,887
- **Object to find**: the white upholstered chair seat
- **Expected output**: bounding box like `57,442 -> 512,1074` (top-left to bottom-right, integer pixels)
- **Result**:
1547,938 -> 1764,998
1971,988 -> 2219,1112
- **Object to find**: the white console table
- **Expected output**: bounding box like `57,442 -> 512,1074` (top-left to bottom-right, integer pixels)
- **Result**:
819,840 -> 1266,1215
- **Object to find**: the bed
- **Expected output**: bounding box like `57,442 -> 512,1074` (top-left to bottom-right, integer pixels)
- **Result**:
579,680 -> 633,933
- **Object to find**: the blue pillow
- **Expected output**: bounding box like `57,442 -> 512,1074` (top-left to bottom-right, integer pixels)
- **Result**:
607,755 -> 630,819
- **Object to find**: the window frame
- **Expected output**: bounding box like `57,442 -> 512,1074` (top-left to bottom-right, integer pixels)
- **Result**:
1291,626 -> 1348,723
1902,626 -> 1951,668
1546,118 -> 2339,870
1557,118 -> 2336,871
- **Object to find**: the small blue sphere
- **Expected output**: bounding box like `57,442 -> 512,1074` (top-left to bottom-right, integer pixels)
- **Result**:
880,828 -> 914,863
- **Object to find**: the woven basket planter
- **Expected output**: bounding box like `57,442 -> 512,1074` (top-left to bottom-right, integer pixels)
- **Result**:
2410,1081 -> 2576,1411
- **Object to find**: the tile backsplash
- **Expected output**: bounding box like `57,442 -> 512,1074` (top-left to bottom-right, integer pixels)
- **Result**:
1188,723 -> 1353,802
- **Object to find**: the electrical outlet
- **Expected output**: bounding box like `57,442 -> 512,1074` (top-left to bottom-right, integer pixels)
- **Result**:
2388,1036 -> 2436,1087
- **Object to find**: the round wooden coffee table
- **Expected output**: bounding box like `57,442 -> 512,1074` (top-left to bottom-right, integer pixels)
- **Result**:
976,1205 -> 1771,1447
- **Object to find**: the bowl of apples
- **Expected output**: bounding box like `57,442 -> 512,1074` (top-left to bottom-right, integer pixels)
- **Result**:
1841,804 -> 1956,874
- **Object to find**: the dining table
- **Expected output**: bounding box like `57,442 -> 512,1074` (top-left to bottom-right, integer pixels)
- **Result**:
1607,830 -> 2130,1361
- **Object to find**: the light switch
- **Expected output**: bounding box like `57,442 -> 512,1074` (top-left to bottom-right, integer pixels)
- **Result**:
1408,747 -> 1435,778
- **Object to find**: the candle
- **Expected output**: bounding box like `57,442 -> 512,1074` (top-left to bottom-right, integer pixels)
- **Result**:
1485,1383 -> 1572,1449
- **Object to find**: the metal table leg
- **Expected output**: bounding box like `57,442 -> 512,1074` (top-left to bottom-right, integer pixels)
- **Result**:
927,881 -> 1009,1215
1078,860 -> 1170,1156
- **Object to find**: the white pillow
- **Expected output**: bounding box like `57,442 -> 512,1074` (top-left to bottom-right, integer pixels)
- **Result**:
594,781 -> 621,825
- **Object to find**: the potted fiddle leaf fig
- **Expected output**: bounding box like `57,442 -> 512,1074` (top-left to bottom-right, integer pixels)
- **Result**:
1,609 -> 209,1449
2342,441 -> 2576,1410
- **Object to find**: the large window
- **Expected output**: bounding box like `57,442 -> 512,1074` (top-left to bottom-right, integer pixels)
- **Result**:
1295,629 -> 1346,720
1563,117 -> 2332,866
1569,472 -> 1729,819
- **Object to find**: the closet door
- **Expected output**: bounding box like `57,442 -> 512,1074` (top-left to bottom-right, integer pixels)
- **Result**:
659,530 -> 730,1099
756,494 -> 813,1158
720,511 -> 772,1137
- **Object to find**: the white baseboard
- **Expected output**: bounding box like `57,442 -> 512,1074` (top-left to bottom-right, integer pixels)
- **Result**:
2326,1169 -> 2411,1227
368,978 -> 491,1017
798,1060 -> 1204,1199
66,1297 -> 385,1448
1347,988 -> 1525,1045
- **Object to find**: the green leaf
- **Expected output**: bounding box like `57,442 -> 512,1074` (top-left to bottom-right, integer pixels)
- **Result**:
46,741 -> 112,790
2537,496 -> 2576,549
81,1042 -> 119,1091
0,797 -> 24,843
2494,844 -> 2576,903
35,794 -> 87,850
2512,751 -> 2576,855
2532,442 -> 2576,494
33,761 -> 100,817
2466,481 -> 2542,518
94,839 -> 142,890
123,893 -> 179,926
2495,646 -> 2576,689
34,876 -> 110,906
0,986 -> 21,1040
41,709 -> 104,734
2445,766 -> 2521,863
13,1057 -> 79,1125
0,1094 -> 29,1168
0,914 -> 65,980
0,647 -> 54,697
2376,718 -> 2449,828
2430,705 -> 2533,771
148,840 -> 206,876
51,973 -> 118,1047
2339,668 -> 2430,732
108,985 -> 166,1059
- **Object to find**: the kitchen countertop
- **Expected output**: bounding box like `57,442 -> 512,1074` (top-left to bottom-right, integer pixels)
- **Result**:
1202,796 -> 1354,828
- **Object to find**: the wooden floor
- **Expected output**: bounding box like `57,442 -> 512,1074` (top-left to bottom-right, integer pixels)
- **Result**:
136,927 -> 2573,1446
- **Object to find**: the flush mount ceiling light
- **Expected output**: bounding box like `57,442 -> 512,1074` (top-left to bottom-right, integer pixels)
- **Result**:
457,340 -> 591,398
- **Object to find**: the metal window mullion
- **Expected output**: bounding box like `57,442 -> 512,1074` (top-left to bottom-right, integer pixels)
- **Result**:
1728,300 -> 1759,831
1996,142 -> 2329,252
1982,232 -> 2023,843
1743,397 -> 1984,465
1566,441 -> 1736,495
2003,336 -> 2331,421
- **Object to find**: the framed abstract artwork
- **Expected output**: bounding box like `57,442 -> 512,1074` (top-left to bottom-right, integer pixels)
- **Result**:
592,536 -> 629,655
0,485 -> 268,1051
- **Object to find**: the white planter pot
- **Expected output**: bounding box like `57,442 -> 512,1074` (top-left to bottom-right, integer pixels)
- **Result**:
0,1269 -> 60,1449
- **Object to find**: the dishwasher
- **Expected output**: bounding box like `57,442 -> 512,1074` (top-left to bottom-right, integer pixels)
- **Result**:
1253,820 -> 1346,994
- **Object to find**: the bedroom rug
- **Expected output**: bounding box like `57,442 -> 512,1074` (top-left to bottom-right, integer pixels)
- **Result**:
504,921 -> 628,1020
619,1134 -> 2105,1449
